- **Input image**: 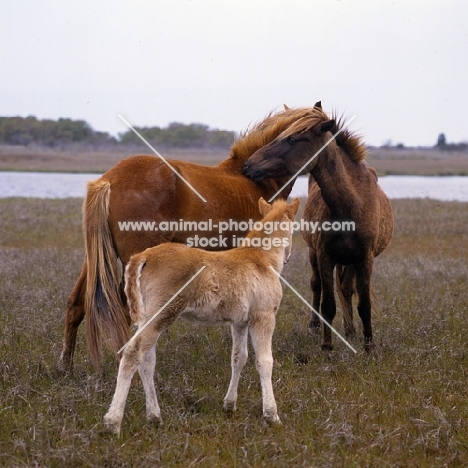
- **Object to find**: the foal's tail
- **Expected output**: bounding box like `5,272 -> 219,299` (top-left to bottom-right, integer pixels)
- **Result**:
124,255 -> 147,324
83,179 -> 130,369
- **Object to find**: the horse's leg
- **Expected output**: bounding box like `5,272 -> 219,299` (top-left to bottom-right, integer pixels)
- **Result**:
308,249 -> 322,331
58,259 -> 87,372
104,303 -> 181,435
223,323 -> 249,414
138,344 -> 162,425
104,337 -> 143,436
337,265 -> 356,339
356,257 -> 374,351
249,313 -> 281,425
319,253 -> 336,351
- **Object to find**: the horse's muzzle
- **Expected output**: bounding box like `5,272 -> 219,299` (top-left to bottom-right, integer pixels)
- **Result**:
243,162 -> 264,182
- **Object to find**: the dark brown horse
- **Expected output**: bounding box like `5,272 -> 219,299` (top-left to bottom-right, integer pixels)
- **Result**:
58,106 -> 322,371
243,102 -> 394,351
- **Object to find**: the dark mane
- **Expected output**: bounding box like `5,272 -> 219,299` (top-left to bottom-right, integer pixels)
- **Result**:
332,113 -> 367,163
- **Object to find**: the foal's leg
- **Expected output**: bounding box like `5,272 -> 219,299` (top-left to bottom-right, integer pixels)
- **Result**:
104,337 -> 144,436
223,323 -> 249,413
249,313 -> 280,425
356,258 -> 374,351
58,259 -> 87,372
138,344 -> 162,424
319,254 -> 337,351
104,305 -> 182,435
308,249 -> 322,331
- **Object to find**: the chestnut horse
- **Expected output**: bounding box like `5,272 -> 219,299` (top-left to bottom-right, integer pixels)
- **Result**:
58,106 -> 319,371
104,198 -> 300,435
244,102 -> 394,351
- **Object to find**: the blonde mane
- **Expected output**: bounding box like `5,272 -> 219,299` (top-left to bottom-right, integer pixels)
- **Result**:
277,107 -> 367,163
230,107 -> 321,161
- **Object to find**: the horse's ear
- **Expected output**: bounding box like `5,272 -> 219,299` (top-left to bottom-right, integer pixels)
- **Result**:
258,197 -> 272,216
321,119 -> 335,133
283,104 -> 290,110
287,197 -> 301,217
314,101 -> 322,109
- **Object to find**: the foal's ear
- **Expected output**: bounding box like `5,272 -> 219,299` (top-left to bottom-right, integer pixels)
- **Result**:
258,197 -> 272,216
320,119 -> 335,133
283,104 -> 290,110
314,101 -> 322,109
287,197 -> 301,217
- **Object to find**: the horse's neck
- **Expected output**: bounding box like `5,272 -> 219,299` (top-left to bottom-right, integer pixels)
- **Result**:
217,157 -> 244,173
263,244 -> 286,272
311,145 -> 364,218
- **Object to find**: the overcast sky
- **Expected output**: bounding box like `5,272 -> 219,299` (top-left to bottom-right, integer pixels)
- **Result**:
1,0 -> 467,147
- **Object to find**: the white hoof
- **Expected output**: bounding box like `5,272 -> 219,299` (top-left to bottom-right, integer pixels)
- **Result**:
103,413 -> 122,436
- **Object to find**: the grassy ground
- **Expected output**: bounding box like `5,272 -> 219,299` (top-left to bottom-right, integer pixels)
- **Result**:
0,145 -> 224,172
0,198 -> 468,466
367,147 -> 468,176
1,144 -> 468,175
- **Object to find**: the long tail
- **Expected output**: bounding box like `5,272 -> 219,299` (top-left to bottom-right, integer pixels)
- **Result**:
83,179 -> 130,369
335,265 -> 380,324
335,265 -> 356,330
124,255 -> 147,324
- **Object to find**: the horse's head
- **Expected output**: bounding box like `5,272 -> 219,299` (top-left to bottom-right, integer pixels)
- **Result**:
243,102 -> 335,182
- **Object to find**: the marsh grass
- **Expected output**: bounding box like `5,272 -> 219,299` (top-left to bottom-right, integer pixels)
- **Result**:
1,198 -> 468,466
2,144 -> 468,175
0,146 -> 224,173
367,147 -> 468,176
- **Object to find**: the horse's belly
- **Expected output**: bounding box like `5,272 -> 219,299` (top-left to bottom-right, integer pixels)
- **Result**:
179,301 -> 248,327
179,310 -> 231,327
326,235 -> 367,264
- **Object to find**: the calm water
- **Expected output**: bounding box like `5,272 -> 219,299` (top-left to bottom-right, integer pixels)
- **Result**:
1,172 -> 468,202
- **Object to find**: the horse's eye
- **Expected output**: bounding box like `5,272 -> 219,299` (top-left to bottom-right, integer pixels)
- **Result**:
287,136 -> 297,145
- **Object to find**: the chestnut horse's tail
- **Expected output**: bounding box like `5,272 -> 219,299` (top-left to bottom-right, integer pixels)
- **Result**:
335,265 -> 379,332
335,265 -> 356,334
124,254 -> 147,324
83,179 -> 129,369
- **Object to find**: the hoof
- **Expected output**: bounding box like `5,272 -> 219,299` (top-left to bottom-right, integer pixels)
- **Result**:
103,414 -> 121,436
147,413 -> 163,427
223,400 -> 237,415
321,343 -> 333,352
264,414 -> 282,427
364,342 -> 376,353
57,355 -> 73,374
309,320 -> 321,332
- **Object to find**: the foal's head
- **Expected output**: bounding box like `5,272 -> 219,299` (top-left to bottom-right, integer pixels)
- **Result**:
243,102 -> 335,182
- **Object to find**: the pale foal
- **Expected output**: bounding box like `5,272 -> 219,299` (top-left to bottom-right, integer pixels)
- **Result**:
104,197 -> 300,435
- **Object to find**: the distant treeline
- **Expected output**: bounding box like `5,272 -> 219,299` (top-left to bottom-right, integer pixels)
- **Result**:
0,116 -> 236,149
119,122 -> 235,148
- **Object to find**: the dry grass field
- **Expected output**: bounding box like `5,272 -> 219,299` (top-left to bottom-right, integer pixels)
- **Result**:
367,147 -> 468,176
0,145 -> 224,173
1,144 -> 468,175
0,196 -> 467,466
